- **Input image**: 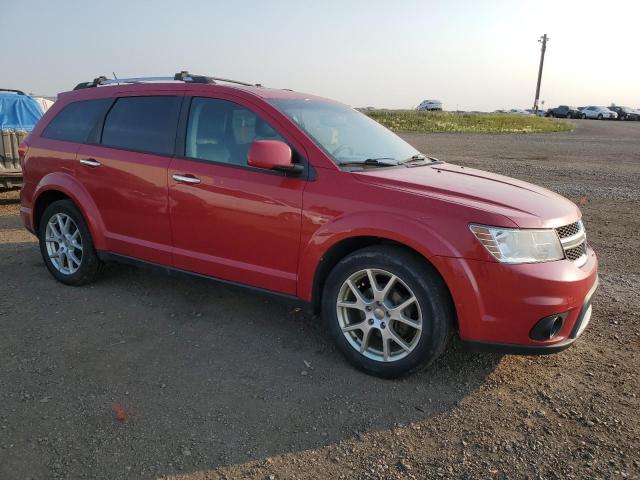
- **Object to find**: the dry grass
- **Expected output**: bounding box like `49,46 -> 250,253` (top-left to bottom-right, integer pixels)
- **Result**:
366,110 -> 574,134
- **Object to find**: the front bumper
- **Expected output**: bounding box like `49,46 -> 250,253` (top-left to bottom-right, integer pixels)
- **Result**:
431,246 -> 598,353
462,278 -> 597,354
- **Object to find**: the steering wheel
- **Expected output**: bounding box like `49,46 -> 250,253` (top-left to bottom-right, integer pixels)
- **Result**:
332,144 -> 353,157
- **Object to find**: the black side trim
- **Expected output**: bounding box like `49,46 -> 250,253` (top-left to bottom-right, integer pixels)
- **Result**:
97,251 -> 310,309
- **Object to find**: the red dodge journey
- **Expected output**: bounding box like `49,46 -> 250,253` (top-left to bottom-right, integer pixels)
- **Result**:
19,72 -> 598,377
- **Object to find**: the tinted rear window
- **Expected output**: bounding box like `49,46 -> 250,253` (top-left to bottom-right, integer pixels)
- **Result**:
101,96 -> 181,155
42,99 -> 112,143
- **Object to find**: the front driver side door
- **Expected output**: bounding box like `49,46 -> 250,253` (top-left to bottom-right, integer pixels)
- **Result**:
168,96 -> 307,295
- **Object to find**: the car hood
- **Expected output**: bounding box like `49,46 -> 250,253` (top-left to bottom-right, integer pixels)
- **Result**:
353,163 -> 580,228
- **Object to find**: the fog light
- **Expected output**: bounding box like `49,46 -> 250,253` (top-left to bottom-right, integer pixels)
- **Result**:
530,313 -> 567,341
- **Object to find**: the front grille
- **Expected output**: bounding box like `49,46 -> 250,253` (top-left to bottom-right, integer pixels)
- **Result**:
556,221 -> 580,239
556,221 -> 587,266
565,242 -> 587,261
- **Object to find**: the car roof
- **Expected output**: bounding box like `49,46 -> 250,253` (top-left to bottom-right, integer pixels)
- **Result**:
57,81 -> 334,104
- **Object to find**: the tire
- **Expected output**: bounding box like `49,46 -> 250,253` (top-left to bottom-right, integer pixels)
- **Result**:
38,199 -> 103,286
322,246 -> 453,378
566,113 -> 572,119
581,113 -> 586,119
598,114 -> 603,120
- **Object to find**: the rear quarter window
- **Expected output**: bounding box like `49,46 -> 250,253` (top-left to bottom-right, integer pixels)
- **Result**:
100,96 -> 181,156
42,99 -> 112,143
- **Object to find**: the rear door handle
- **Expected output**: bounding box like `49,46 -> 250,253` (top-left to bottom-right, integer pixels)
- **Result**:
172,174 -> 201,184
80,158 -> 101,168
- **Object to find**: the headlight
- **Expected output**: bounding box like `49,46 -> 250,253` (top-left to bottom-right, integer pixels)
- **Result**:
469,224 -> 564,263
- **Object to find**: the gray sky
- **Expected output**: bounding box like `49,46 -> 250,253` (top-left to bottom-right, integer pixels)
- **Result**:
2,0 -> 638,111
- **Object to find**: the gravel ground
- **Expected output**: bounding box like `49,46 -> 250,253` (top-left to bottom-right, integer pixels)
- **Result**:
0,119 -> 638,479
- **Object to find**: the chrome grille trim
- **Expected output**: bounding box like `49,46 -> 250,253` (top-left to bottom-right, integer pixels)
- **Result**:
556,220 -> 587,267
556,221 -> 580,239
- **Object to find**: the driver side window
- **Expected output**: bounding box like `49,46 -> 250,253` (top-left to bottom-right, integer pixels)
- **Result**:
185,98 -> 285,166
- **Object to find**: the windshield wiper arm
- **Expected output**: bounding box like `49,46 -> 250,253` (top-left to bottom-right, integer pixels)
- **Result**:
337,157 -> 397,167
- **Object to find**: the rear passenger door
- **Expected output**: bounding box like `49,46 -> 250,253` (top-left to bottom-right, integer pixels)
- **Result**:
76,93 -> 182,265
168,96 -> 307,295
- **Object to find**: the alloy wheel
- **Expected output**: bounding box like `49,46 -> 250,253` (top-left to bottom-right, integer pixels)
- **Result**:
45,213 -> 83,275
336,269 -> 422,362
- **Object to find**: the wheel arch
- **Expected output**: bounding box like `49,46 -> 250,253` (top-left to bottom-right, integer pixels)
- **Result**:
33,190 -> 72,234
307,234 -> 456,324
32,173 -> 107,249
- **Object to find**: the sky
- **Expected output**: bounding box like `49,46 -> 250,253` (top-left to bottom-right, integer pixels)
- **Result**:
2,0 -> 639,111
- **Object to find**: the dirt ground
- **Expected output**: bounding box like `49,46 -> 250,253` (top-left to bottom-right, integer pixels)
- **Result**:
0,120 -> 638,479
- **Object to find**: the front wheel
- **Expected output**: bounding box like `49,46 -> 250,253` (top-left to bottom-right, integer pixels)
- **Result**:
322,246 -> 453,378
598,114 -> 603,120
39,199 -> 103,286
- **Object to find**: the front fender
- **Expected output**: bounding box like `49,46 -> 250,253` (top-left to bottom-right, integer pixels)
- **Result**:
297,211 -> 465,301
34,172 -> 107,250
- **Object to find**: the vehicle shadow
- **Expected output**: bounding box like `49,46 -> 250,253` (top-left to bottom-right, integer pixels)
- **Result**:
0,243 -> 503,479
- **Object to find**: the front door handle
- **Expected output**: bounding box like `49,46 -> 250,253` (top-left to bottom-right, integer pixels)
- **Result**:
172,174 -> 201,184
79,158 -> 101,168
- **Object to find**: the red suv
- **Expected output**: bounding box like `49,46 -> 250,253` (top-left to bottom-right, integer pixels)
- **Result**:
19,72 -> 598,377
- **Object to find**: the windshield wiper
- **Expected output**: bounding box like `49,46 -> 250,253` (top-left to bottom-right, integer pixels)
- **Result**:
398,154 -> 443,165
337,157 -> 397,167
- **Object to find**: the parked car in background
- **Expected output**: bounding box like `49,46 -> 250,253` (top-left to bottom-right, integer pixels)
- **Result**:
0,89 -> 44,189
582,106 -> 617,120
509,109 -> 532,115
546,105 -> 584,119
19,72 -> 598,378
416,99 -> 443,111
608,106 -> 640,121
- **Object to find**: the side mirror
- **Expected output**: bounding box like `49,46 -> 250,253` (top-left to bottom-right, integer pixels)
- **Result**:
247,140 -> 303,174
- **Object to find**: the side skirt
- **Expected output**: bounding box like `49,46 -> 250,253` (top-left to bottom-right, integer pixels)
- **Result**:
97,251 -> 311,311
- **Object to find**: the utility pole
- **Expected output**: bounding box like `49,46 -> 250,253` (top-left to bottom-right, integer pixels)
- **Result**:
533,34 -> 548,113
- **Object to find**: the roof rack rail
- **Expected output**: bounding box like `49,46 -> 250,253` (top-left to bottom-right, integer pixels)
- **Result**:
73,71 -> 261,90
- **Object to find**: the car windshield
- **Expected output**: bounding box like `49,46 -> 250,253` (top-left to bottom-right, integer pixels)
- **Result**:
268,99 -> 419,166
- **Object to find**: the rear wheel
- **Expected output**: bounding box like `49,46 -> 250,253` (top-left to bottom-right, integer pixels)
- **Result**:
322,246 -> 453,378
39,200 -> 103,286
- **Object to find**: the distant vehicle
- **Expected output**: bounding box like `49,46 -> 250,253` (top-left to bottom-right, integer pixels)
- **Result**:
416,99 -> 443,111
509,109 -> 532,115
546,105 -> 584,119
0,89 -> 44,189
608,106 -> 640,121
582,106 -> 617,120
